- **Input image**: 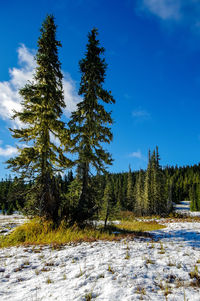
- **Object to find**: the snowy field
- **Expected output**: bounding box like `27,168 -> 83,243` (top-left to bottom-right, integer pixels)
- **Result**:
0,214 -> 27,236
0,217 -> 200,300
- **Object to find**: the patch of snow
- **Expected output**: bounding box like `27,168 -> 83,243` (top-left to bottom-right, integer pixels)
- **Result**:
0,216 -> 200,300
0,214 -> 27,236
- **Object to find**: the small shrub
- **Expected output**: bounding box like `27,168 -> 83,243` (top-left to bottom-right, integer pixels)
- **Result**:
45,262 -> 55,267
108,265 -> 115,274
189,265 -> 200,287
159,242 -> 165,254
146,258 -> 155,264
41,267 -> 50,272
168,260 -> 175,267
85,292 -> 92,301
46,277 -> 53,284
125,251 -> 130,259
164,285 -> 172,296
136,286 -> 146,295
23,260 -> 30,266
77,267 -> 84,277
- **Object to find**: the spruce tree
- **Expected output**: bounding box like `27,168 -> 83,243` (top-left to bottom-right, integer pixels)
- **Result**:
101,175 -> 117,228
68,29 -> 115,224
126,165 -> 134,210
7,15 -> 70,222
154,146 -> 167,214
143,147 -> 167,216
144,150 -> 153,215
135,170 -> 144,215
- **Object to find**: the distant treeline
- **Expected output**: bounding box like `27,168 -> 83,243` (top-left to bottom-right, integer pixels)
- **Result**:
1,162 -> 200,215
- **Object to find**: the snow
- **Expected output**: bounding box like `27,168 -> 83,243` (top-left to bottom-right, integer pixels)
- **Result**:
0,214 -> 27,236
174,201 -> 200,217
1,216 -> 200,300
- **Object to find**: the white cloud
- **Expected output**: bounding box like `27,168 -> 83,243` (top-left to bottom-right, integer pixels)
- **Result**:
138,0 -> 200,34
140,0 -> 181,20
129,150 -> 147,162
0,145 -> 18,157
129,150 -> 143,159
132,109 -> 151,120
0,44 -> 81,157
63,73 -> 81,116
0,44 -> 36,126
17,44 -> 36,70
0,44 -> 81,126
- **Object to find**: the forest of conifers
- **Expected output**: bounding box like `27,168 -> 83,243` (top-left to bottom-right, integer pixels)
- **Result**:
1,14 -> 199,226
1,161 -> 200,216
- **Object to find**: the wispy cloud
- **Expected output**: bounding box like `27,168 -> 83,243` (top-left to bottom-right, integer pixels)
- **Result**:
138,0 -> 200,32
129,150 -> 142,159
0,44 -> 81,127
129,150 -> 147,161
139,0 -> 181,21
63,73 -> 81,117
124,93 -> 132,100
132,109 -> 151,121
0,44 -> 35,126
0,145 -> 18,157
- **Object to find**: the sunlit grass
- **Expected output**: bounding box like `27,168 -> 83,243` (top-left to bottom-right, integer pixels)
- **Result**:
0,218 -> 166,248
117,220 -> 166,232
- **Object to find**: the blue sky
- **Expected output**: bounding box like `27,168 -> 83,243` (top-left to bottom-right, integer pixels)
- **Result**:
1,0 -> 200,178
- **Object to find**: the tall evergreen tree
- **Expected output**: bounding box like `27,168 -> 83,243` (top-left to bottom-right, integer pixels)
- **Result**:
143,147 -> 168,216
135,170 -> 144,215
126,165 -> 134,210
154,146 -> 167,214
7,15 -> 70,222
101,174 -> 118,228
68,28 -> 115,224
144,150 -> 153,214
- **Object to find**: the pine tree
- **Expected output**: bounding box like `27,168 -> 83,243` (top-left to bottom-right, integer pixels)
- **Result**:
1,203 -> 5,215
135,170 -> 144,215
143,147 -> 168,216
144,150 -> 152,215
154,146 -> 167,214
126,165 -> 134,210
7,15 -> 70,222
101,174 -> 119,228
68,28 -> 115,224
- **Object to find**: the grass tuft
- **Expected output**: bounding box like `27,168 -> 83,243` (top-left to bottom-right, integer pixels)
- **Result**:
0,218 -> 165,248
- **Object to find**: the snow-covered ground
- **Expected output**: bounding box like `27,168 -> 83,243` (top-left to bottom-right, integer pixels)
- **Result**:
174,200 -> 200,217
0,214 -> 27,236
1,217 -> 200,300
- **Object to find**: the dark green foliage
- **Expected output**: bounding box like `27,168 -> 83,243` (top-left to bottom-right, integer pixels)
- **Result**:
126,166 -> 135,210
164,164 -> 200,205
135,170 -> 145,215
101,175 -> 120,227
7,15 -> 71,221
0,176 -> 26,213
68,28 -> 115,224
134,147 -> 170,216
2,161 -> 200,216
1,203 -> 5,215
59,176 -> 82,222
190,184 -> 200,211
143,148 -> 169,215
7,204 -> 14,215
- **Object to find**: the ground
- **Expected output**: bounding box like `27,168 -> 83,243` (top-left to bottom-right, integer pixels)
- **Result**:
0,216 -> 200,300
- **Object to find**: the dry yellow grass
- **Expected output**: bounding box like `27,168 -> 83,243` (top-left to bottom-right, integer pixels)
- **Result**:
0,218 -> 165,248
